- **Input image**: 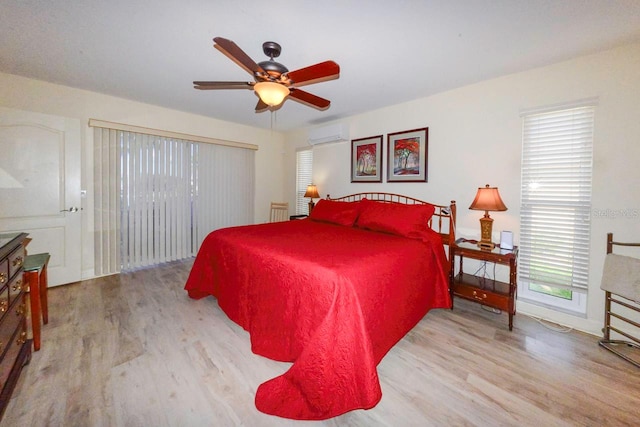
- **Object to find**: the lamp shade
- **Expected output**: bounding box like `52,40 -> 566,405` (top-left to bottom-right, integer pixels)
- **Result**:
304,184 -> 320,199
254,81 -> 290,106
469,184 -> 507,212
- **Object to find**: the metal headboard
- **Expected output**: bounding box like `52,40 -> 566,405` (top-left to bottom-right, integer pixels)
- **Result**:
326,192 -> 456,247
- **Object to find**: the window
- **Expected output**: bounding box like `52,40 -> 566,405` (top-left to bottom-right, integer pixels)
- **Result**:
296,149 -> 313,215
518,101 -> 595,315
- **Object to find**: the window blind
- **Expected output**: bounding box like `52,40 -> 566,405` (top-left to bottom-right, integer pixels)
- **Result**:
194,142 -> 255,248
519,105 -> 594,292
296,149 -> 313,215
93,127 -> 254,275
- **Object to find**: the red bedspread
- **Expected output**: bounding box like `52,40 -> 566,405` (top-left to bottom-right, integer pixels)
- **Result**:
185,219 -> 451,420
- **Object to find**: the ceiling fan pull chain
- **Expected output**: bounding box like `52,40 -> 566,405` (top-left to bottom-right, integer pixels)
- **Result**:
270,110 -> 278,137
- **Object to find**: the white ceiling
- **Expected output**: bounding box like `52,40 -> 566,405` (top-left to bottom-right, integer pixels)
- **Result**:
2,1 -> 640,131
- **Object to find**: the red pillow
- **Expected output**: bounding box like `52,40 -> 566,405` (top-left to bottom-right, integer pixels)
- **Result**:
309,199 -> 360,226
356,199 -> 435,238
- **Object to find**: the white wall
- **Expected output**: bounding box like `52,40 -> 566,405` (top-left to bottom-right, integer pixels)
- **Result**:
284,42 -> 640,335
0,72 -> 285,279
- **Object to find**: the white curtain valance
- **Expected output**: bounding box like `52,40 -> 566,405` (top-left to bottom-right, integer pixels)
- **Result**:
89,119 -> 258,151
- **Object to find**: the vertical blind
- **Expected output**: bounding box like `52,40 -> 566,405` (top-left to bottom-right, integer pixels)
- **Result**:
194,142 -> 255,248
519,104 -> 595,292
94,127 -> 254,275
296,149 -> 313,215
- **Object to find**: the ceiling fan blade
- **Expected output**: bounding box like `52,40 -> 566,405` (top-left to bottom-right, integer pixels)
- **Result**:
289,88 -> 331,110
286,61 -> 340,87
193,81 -> 253,90
255,99 -> 270,112
213,37 -> 265,76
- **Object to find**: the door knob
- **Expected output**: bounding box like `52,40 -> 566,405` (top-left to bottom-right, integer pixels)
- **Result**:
60,207 -> 81,212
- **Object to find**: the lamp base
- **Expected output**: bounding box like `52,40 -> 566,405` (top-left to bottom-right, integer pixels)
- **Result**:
477,241 -> 495,250
478,213 -> 495,250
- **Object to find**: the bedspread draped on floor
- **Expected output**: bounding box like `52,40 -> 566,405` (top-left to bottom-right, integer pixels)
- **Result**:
185,219 -> 450,420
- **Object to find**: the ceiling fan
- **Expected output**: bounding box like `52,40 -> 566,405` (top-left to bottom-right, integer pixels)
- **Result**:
194,37 -> 340,112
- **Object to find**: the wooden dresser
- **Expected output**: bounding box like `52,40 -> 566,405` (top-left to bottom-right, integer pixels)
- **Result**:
0,232 -> 31,419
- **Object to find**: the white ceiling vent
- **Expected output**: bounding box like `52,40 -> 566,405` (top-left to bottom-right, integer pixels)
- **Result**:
308,123 -> 349,146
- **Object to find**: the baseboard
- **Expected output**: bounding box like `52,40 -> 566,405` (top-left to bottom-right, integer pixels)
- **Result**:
517,300 -> 602,336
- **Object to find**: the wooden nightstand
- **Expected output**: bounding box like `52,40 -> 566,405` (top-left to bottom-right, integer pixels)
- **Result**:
450,239 -> 519,330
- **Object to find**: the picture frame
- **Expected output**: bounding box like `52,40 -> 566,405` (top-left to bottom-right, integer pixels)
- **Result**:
386,127 -> 428,182
351,135 -> 383,182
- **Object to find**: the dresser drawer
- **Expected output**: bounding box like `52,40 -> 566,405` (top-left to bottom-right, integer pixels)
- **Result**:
0,315 -> 27,392
453,282 -> 511,312
0,286 -> 8,319
8,246 -> 24,280
0,259 -> 7,288
7,272 -> 24,304
0,293 -> 26,361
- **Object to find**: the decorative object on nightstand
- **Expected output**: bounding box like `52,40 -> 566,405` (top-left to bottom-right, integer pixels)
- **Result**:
469,184 -> 507,250
304,184 -> 320,213
500,230 -> 514,250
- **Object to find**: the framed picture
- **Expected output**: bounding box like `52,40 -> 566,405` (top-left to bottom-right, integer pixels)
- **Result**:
387,127 -> 428,182
351,135 -> 383,182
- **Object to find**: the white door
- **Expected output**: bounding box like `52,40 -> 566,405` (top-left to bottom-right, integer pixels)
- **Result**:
0,107 -> 82,286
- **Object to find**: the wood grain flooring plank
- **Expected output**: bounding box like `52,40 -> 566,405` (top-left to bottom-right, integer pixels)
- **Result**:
2,259 -> 639,427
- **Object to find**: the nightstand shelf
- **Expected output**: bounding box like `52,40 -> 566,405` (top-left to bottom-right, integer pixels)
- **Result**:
450,239 -> 518,330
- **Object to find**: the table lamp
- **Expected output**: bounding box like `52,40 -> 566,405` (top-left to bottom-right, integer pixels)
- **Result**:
469,184 -> 507,250
304,184 -> 320,213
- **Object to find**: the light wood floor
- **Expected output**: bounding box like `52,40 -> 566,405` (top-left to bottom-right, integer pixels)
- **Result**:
2,259 -> 639,426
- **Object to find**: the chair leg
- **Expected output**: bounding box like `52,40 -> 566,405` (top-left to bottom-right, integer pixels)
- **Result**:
40,264 -> 48,325
26,271 -> 42,351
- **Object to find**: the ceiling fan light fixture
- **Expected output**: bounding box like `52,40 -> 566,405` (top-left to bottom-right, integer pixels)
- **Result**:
254,81 -> 290,106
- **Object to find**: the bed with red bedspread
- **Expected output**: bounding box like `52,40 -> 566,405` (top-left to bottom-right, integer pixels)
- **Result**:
185,193 -> 456,420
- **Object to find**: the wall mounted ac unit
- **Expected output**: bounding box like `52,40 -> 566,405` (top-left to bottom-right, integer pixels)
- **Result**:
308,123 -> 349,146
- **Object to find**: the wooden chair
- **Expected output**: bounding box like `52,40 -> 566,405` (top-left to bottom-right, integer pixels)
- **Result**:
599,233 -> 640,368
269,202 -> 289,222
23,253 -> 50,352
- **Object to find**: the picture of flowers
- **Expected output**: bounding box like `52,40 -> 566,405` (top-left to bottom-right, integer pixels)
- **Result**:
387,127 -> 428,182
351,135 -> 383,182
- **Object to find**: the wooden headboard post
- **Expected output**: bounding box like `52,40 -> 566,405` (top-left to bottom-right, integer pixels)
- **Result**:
326,193 -> 457,248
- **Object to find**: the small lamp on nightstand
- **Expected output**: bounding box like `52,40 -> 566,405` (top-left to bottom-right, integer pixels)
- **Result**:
469,184 -> 507,250
304,184 -> 320,213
